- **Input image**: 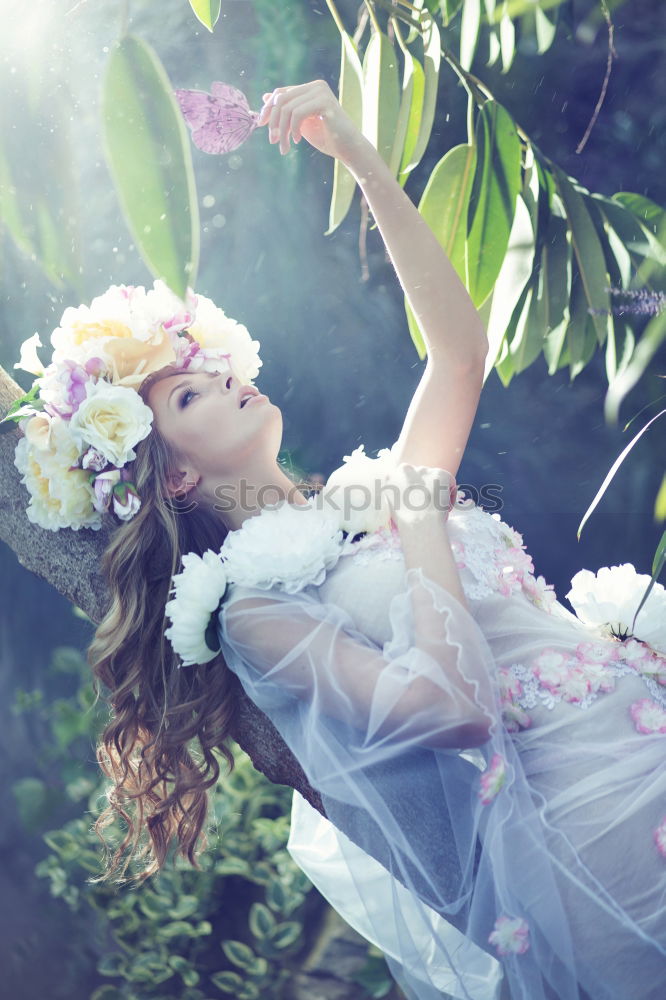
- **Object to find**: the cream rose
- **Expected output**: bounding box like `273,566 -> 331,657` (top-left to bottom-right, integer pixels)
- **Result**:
14,417 -> 101,532
187,293 -> 262,385
68,381 -> 154,467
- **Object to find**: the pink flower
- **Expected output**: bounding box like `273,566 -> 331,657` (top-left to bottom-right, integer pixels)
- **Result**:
522,573 -> 557,612
559,666 -> 592,704
502,704 -> 532,733
498,667 -> 523,704
488,915 -> 530,956
532,649 -> 571,691
479,753 -> 507,805
575,639 -> 620,665
629,699 -> 666,735
654,817 -> 666,859
80,446 -> 108,472
91,468 -> 122,513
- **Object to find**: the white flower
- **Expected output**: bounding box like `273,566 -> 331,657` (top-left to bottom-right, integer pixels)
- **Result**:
112,483 -> 141,522
68,381 -> 153,467
186,292 -> 262,386
221,500 -> 343,594
164,550 -> 229,666
488,915 -> 530,956
318,443 -> 397,536
14,332 -> 46,376
13,417 -> 101,532
566,564 -> 666,656
22,412 -> 56,452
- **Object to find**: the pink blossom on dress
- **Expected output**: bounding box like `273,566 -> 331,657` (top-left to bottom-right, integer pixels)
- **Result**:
654,817 -> 666,859
522,573 -> 557,612
502,703 -> 532,733
488,915 -> 530,956
479,753 -> 507,805
629,699 -> 666,734
532,650 -> 572,691
559,666 -> 592,703
498,667 -> 523,704
575,639 -> 620,665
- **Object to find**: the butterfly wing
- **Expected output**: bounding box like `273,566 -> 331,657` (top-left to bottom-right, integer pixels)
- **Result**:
174,88 -> 217,131
176,81 -> 259,155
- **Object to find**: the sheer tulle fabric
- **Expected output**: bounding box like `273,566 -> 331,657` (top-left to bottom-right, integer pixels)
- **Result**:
217,568 -> 666,1000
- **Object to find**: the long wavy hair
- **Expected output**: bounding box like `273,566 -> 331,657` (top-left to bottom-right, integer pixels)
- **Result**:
87,380 -> 312,886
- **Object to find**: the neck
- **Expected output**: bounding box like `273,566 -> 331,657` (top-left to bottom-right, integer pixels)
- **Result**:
208,462 -> 310,533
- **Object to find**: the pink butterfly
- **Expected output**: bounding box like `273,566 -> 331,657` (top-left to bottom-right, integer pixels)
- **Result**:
174,82 -> 260,154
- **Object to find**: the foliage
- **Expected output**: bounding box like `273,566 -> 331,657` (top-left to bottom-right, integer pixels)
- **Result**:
11,642 -> 395,999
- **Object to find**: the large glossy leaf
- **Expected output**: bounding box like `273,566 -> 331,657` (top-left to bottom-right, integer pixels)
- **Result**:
394,40 -> 425,188
326,31 -> 364,235
102,34 -> 199,300
460,0 -> 482,71
188,0 -> 221,32
439,0 -> 464,26
551,165 -> 609,348
362,30 -> 401,167
604,309 -> 666,425
404,143 -> 477,359
483,194 -> 534,380
565,262 -> 602,379
466,100 -> 523,307
388,33 -> 417,180
612,191 -> 666,242
400,13 -> 440,177
541,211 -> 572,374
593,194 -> 666,268
494,279 -> 531,386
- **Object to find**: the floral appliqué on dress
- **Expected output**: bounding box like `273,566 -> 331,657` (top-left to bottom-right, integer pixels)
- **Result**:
488,915 -> 530,956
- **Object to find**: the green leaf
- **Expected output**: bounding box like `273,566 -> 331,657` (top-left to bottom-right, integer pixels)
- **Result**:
551,168 -> 610,347
460,0 -> 482,71
102,34 -> 199,300
188,0 -> 221,32
249,901 -> 276,938
565,263 -> 601,379
326,30 -> 364,235
541,211 -> 573,375
210,971 -> 244,993
576,408 -> 666,540
362,29 -> 401,168
98,952 -> 128,978
483,193 -> 535,378
168,894 -> 200,920
222,939 -> 257,970
612,191 -> 666,240
400,13 -> 440,179
157,920 -> 198,939
404,142 -> 477,359
265,920 -> 301,950
466,100 -> 523,308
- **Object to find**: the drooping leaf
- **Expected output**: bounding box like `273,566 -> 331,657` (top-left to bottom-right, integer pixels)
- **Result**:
400,13 -> 440,177
393,41 -> 426,187
404,143 -> 478,359
326,30 -> 364,235
362,29 -> 401,168
466,100 -> 523,307
551,165 -> 610,347
102,34 -> 200,300
188,0 -> 221,32
459,0 -> 482,71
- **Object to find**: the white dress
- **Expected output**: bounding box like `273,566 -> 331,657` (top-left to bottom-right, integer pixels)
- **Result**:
215,483 -> 666,1000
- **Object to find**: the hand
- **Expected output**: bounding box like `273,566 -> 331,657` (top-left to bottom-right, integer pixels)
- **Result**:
385,462 -> 457,531
256,79 -> 363,162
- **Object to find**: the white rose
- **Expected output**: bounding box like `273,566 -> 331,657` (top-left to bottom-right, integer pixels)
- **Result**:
14,416 -> 101,532
69,381 -> 154,467
566,564 -> 666,656
187,293 -> 262,385
318,443 -> 397,536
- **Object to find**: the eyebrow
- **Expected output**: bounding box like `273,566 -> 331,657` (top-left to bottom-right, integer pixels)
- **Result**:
168,379 -> 191,409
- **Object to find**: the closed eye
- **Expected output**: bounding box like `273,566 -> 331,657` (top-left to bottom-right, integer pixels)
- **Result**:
179,385 -> 197,408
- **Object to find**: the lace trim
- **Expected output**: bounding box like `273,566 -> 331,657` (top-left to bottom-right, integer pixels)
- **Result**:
339,499 -> 558,612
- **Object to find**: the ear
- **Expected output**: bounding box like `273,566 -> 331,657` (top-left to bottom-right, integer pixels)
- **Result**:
165,467 -> 200,500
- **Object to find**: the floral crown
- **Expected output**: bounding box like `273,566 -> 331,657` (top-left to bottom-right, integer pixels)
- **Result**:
2,280 -> 262,532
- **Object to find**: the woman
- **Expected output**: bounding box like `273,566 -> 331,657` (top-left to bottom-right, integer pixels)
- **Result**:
9,82 -> 666,1000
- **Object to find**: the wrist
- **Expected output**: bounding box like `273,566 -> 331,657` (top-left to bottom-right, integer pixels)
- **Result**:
338,130 -> 386,177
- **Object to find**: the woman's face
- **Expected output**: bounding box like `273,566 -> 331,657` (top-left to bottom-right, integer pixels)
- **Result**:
144,366 -> 282,499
